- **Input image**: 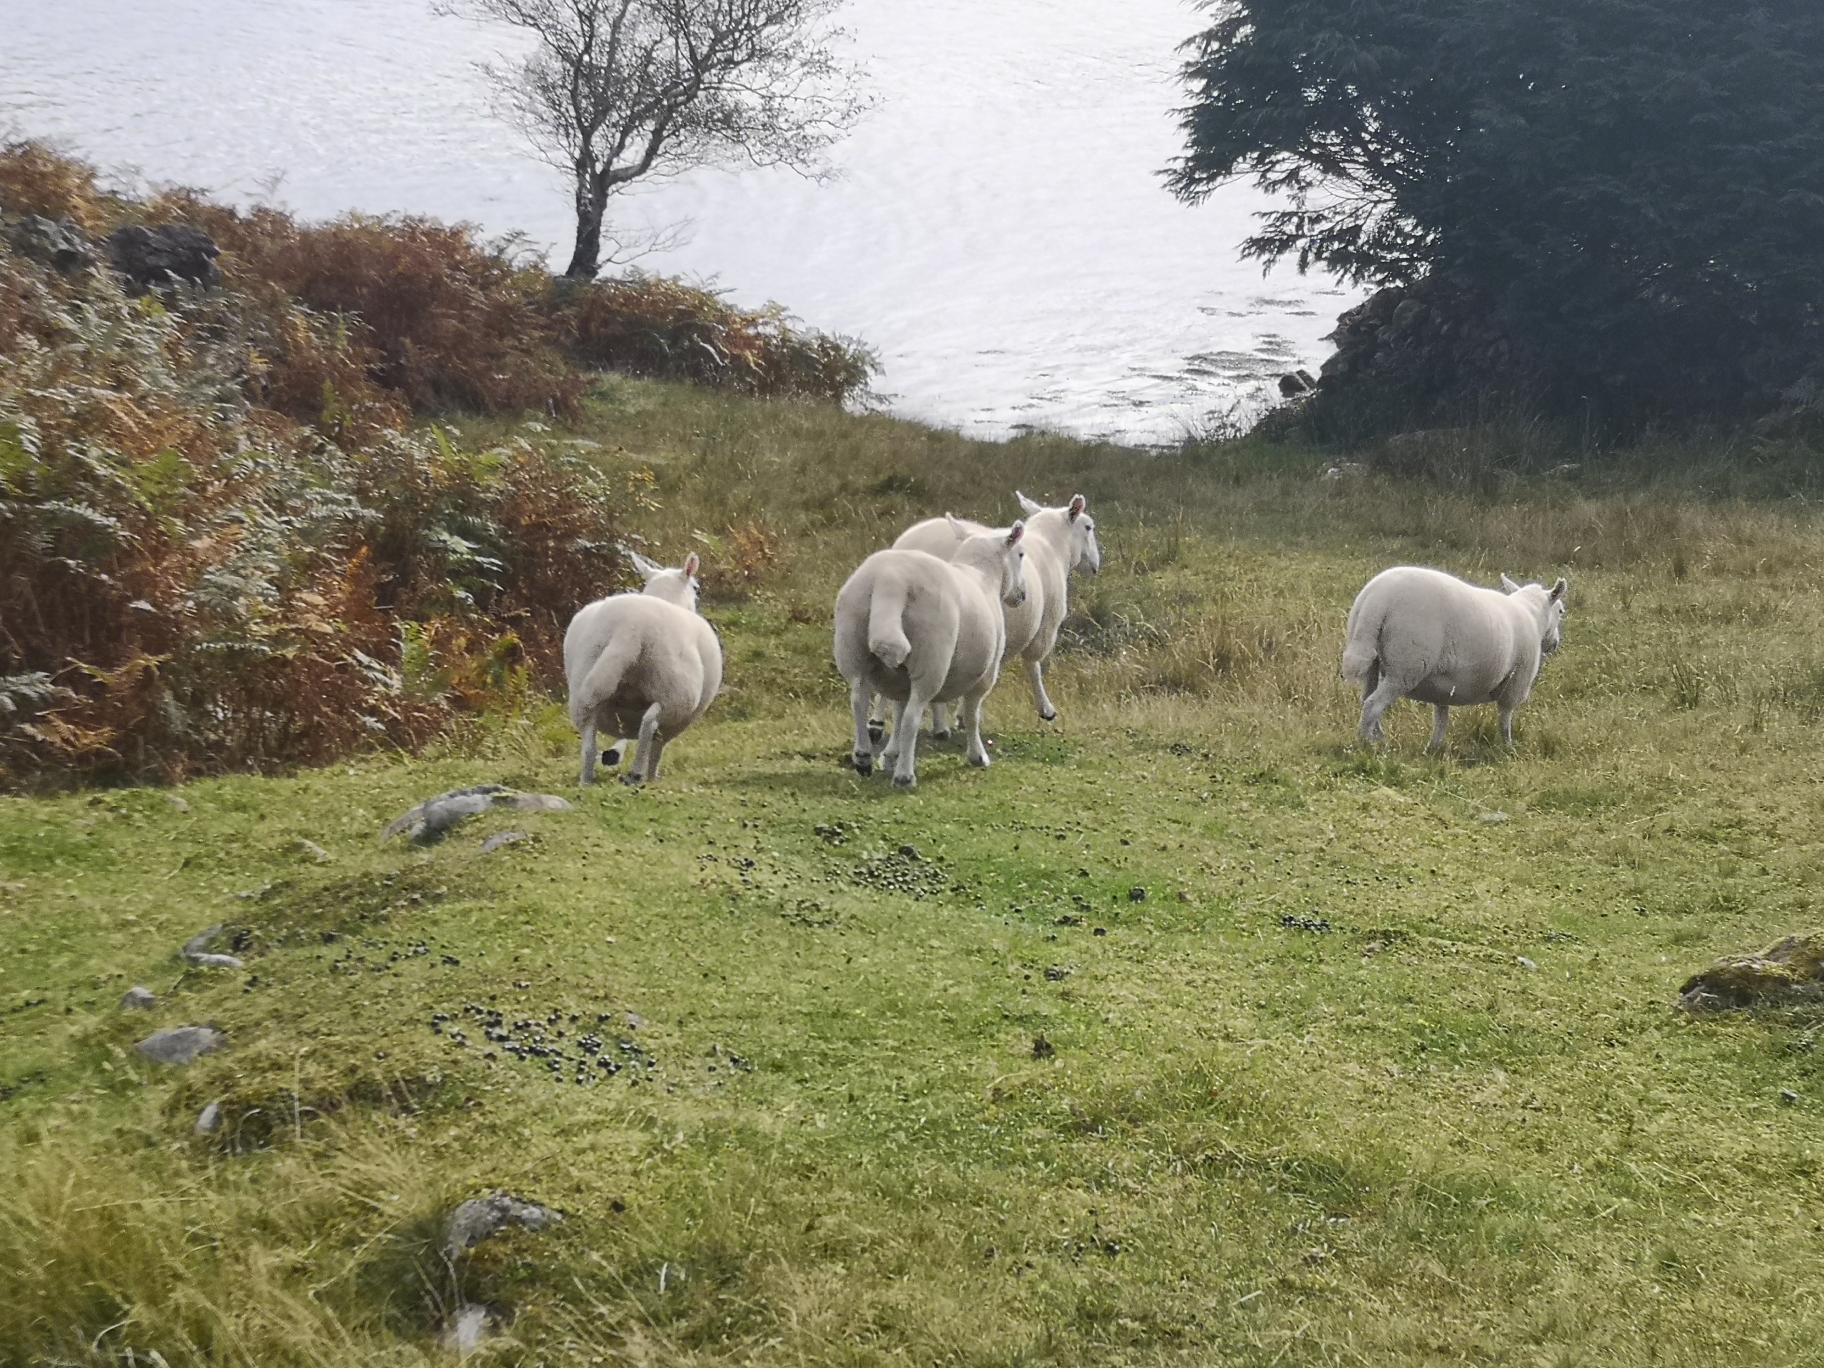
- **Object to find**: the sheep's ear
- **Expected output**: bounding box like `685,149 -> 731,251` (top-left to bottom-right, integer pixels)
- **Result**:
1500,573 -> 1521,592
1006,520 -> 1025,545
627,550 -> 663,579
945,513 -> 963,537
1068,494 -> 1086,520
683,552 -> 700,580
1016,491 -> 1043,517
1550,576 -> 1567,601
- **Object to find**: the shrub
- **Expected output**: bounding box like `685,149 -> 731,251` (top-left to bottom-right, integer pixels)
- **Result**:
0,139 -> 109,231
557,274 -> 877,404
0,234 -> 624,785
148,194 -> 582,419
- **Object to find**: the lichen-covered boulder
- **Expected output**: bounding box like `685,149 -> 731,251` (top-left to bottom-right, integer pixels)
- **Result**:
135,1025 -> 225,1065
1677,935 -> 1824,1012
104,223 -> 220,293
3,214 -> 93,272
443,1191 -> 564,1258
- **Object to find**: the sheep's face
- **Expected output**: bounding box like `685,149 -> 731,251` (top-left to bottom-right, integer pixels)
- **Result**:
1503,573 -> 1569,657
1066,494 -> 1100,575
629,551 -> 702,612
1000,524 -> 1029,607
1541,577 -> 1568,656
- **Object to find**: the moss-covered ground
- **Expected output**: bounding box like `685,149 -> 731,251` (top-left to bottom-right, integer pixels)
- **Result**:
8,383 -> 1824,1364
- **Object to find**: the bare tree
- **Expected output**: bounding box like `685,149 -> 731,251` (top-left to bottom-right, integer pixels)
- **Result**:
437,0 -> 866,279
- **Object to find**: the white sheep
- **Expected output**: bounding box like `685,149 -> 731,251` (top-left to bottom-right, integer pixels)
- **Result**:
1342,565 -> 1568,751
882,491 -> 1100,739
564,551 -> 722,785
834,522 -> 1029,788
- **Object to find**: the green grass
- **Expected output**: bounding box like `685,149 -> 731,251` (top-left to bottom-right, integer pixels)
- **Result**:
8,381 -> 1824,1365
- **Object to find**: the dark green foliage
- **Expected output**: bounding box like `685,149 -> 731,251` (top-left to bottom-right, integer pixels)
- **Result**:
1171,0 -> 1824,429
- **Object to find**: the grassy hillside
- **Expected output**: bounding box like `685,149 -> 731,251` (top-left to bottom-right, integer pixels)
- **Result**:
7,383 -> 1824,1365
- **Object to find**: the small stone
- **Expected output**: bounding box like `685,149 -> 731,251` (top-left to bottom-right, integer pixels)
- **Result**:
1781,1089 -> 1800,1106
135,1026 -> 225,1066
182,924 -> 226,958
188,953 -> 245,970
166,793 -> 191,813
626,1012 -> 644,1030
1480,811 -> 1510,825
1517,956 -> 1539,972
290,839 -> 333,864
120,985 -> 156,1011
1128,886 -> 1147,903
480,831 -> 529,854
899,844 -> 921,859
194,1101 -> 223,1135
444,1191 -> 564,1257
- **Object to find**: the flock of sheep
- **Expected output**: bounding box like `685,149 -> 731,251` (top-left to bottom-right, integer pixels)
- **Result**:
563,493 -> 1569,786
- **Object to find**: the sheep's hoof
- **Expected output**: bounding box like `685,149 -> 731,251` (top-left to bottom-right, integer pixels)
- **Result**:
866,721 -> 884,745
1038,707 -> 1058,723
968,753 -> 991,769
620,773 -> 645,788
601,745 -> 624,767
853,753 -> 873,776
892,774 -> 916,789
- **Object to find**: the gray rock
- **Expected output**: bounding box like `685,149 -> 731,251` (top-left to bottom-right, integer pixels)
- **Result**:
480,831 -> 530,854
4,214 -> 93,272
441,1303 -> 496,1356
290,839 -> 333,864
166,793 -> 191,813
382,786 -> 573,844
381,785 -> 508,844
183,924 -> 225,957
181,925 -> 244,969
135,1026 -> 225,1066
194,1101 -> 223,1135
104,223 -> 220,293
120,985 -> 157,1011
444,1191 -> 564,1258
510,793 -> 574,815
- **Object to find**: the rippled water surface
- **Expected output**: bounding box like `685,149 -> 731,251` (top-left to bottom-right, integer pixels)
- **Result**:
1,0 -> 1360,442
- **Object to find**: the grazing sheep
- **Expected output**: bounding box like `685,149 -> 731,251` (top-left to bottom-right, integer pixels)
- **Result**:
564,551 -> 722,785
883,492 -> 1100,738
835,522 -> 1029,788
1342,566 -> 1568,751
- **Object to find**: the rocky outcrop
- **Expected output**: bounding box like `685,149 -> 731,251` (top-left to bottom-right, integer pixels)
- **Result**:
3,214 -> 94,273
1677,935 -> 1824,1012
103,223 -> 220,293
1273,277 -> 1541,437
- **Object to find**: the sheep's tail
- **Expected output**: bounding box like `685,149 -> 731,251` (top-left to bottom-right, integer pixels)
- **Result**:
866,577 -> 912,669
571,632 -> 642,727
1340,603 -> 1380,687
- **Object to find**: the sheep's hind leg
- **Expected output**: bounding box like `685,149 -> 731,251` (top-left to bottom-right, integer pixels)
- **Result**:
601,738 -> 627,768
1026,658 -> 1058,722
1359,675 -> 1405,745
930,703 -> 952,740
889,691 -> 936,789
850,680 -> 876,776
866,692 -> 887,748
963,687 -> 994,769
580,722 -> 598,785
1426,705 -> 1450,754
623,702 -> 663,786
1499,706 -> 1516,748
